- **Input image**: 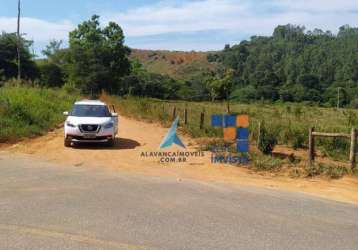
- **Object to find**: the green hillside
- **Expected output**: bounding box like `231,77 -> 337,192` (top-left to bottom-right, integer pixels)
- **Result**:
209,24 -> 358,106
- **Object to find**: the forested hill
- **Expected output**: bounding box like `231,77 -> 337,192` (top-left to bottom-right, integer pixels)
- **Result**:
208,24 -> 358,106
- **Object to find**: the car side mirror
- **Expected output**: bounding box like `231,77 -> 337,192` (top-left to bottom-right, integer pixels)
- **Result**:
63,111 -> 69,116
112,112 -> 118,117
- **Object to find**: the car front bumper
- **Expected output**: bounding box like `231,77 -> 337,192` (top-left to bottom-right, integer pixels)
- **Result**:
65,126 -> 115,143
66,135 -> 113,143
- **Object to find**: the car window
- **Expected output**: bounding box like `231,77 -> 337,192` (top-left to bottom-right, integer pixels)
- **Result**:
70,105 -> 111,117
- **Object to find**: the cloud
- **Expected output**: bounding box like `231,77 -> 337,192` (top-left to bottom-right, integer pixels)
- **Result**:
103,0 -> 248,37
272,0 -> 358,12
0,17 -> 74,42
1,0 -> 358,52
103,0 -> 358,39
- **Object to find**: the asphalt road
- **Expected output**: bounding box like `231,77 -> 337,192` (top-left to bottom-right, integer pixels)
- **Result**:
1,152 -> 358,250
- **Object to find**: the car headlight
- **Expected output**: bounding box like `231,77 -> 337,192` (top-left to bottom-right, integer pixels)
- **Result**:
66,121 -> 76,128
104,122 -> 114,129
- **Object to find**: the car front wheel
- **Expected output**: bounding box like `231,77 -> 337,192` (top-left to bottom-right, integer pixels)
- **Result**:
106,138 -> 115,147
64,138 -> 72,147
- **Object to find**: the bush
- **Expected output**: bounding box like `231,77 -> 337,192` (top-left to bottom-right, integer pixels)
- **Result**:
0,85 -> 78,141
291,130 -> 306,149
62,81 -> 79,95
258,124 -> 278,154
305,163 -> 322,177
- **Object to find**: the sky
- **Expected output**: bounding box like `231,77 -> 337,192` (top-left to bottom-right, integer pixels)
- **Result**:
1,0 -> 358,56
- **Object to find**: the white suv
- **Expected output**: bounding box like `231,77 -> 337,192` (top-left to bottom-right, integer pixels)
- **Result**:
63,100 -> 118,147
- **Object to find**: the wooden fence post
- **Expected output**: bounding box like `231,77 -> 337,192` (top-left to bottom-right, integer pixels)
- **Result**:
184,108 -> 188,125
308,127 -> 315,165
200,109 -> 205,130
350,127 -> 356,169
172,106 -> 177,120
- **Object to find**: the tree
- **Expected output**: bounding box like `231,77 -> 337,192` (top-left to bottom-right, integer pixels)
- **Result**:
230,85 -> 257,102
208,23 -> 358,106
298,74 -> 320,89
222,69 -> 235,99
67,15 -> 131,94
205,76 -> 223,102
42,40 -> 63,60
0,32 -> 38,80
38,63 -> 64,87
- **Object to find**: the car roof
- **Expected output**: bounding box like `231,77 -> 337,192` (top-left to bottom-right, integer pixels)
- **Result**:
74,100 -> 107,106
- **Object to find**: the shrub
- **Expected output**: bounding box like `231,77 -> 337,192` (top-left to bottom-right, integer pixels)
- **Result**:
62,81 -> 79,95
258,124 -> 278,154
305,163 -> 322,177
291,130 -> 306,149
0,85 -> 78,141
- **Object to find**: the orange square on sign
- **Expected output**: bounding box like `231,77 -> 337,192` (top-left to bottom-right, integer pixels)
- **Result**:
237,115 -> 249,128
224,127 -> 236,141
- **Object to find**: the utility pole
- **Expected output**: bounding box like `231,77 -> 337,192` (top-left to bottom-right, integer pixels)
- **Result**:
337,87 -> 341,109
17,0 -> 21,81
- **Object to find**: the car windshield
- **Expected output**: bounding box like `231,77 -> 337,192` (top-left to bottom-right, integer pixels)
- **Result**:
70,104 -> 111,117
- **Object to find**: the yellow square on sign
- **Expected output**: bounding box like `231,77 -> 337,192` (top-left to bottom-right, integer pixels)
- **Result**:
237,115 -> 249,128
224,127 -> 236,141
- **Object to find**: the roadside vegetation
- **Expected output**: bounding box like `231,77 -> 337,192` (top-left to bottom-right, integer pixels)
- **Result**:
107,96 -> 357,148
103,95 -> 358,179
0,83 -> 78,142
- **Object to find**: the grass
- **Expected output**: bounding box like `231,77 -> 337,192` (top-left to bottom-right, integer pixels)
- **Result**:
251,153 -> 285,172
0,85 -> 79,142
305,163 -> 349,179
105,95 -> 358,157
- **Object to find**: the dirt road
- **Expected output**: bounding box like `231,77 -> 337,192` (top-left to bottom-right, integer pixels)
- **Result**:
2,115 -> 358,204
